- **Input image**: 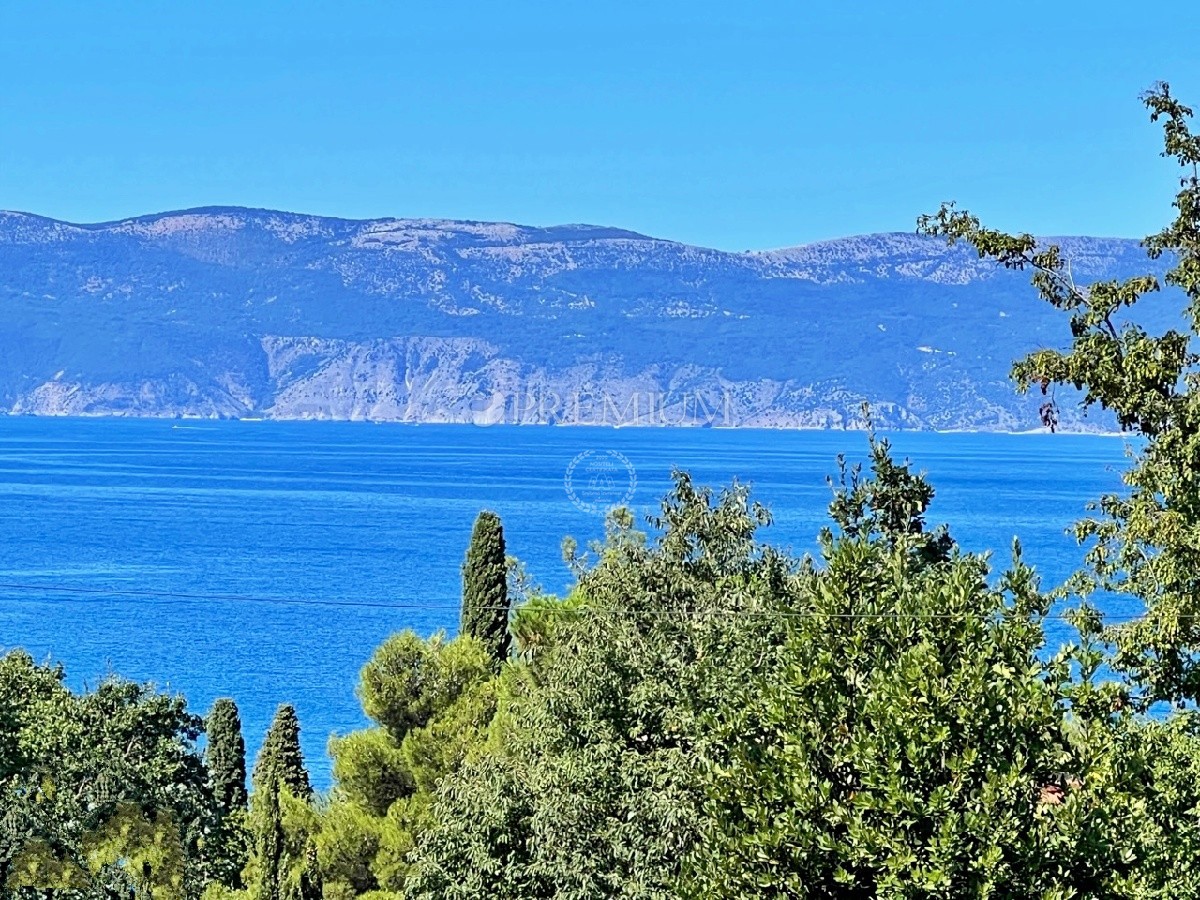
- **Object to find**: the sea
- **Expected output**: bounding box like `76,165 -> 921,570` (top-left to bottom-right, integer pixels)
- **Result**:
0,418 -> 1136,788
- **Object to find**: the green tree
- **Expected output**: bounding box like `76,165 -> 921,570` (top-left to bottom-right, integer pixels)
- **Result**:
460,511 -> 511,668
204,699 -> 251,890
409,458 -> 1200,899
405,474 -> 784,900
826,424 -> 954,565
684,457 -> 1082,897
255,705 -> 312,801
246,707 -> 318,900
82,802 -> 188,900
315,800 -> 384,898
321,633 -> 495,898
358,631 -> 491,744
329,728 -> 412,817
247,764 -> 286,900
918,82 -> 1200,709
208,698 -> 249,814
1103,713 -> 1200,897
0,681 -> 20,783
0,650 -> 224,897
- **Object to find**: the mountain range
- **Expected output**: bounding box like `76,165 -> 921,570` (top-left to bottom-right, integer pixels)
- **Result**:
0,207 -> 1179,430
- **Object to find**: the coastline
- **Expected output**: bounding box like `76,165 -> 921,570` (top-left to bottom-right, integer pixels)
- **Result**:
0,409 -> 1129,437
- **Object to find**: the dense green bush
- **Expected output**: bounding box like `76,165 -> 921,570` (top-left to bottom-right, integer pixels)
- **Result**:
0,652 -> 221,898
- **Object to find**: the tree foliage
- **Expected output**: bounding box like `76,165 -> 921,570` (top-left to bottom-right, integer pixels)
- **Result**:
688,469 -> 1082,896
0,650 -> 221,898
208,698 -> 249,814
255,705 -> 312,801
402,454 -> 1200,899
358,631 -> 491,745
319,632 -> 495,898
245,705 -> 320,900
919,82 -> 1200,709
405,473 -> 786,900
460,510 -> 511,668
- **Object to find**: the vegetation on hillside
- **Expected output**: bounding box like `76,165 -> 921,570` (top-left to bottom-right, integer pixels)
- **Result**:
4,83 -> 1200,898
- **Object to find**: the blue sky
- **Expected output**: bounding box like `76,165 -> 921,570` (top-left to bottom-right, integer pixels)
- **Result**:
0,1 -> 1196,250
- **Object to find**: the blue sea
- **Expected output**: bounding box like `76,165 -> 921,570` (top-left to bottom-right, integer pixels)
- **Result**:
0,419 -> 1135,787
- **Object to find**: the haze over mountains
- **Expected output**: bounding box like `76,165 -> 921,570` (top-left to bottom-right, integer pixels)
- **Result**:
0,207 -> 1177,431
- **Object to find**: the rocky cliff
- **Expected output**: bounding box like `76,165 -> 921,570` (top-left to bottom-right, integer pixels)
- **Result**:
0,208 -> 1176,430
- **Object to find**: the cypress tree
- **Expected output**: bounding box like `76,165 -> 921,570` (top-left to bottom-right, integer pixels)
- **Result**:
247,705 -> 312,900
206,697 -> 248,813
300,837 -> 323,900
250,762 -> 286,900
460,510 -> 511,667
254,704 -> 312,800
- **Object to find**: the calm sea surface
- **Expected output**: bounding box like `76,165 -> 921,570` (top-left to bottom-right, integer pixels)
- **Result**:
0,419 -> 1135,787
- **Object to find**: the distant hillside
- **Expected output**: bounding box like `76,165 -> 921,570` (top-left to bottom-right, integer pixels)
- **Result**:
0,207 -> 1178,430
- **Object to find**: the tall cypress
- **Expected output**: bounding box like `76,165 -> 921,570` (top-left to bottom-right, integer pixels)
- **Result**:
460,510 -> 511,667
206,697 -> 248,813
250,761 -> 286,900
300,837 -> 323,900
254,704 -> 312,800
248,705 -> 312,900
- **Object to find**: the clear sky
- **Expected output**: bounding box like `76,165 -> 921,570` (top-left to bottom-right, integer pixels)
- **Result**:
0,0 -> 1196,250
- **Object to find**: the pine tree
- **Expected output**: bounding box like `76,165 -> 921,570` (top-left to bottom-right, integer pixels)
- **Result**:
254,704 -> 311,800
460,510 -> 511,668
206,697 -> 248,813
